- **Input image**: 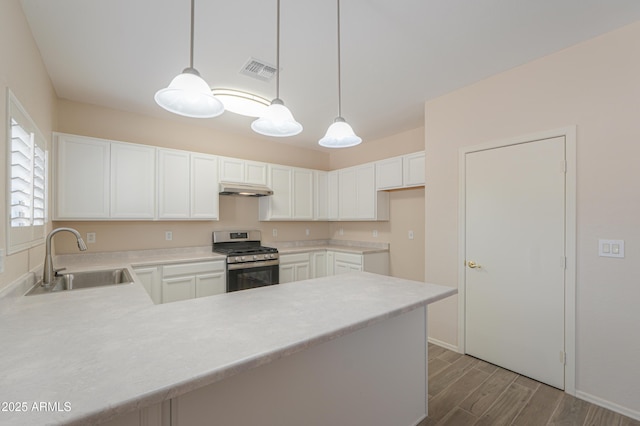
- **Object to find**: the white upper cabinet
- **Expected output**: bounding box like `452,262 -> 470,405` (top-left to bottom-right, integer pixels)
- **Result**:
375,156 -> 404,190
111,142 -> 156,219
339,163 -> 389,221
293,168 -> 314,220
190,154 -> 219,219
327,171 -> 339,221
158,149 -> 219,220
260,164 -> 292,220
55,133 -> 111,219
158,149 -> 190,219
375,151 -> 425,190
260,165 -> 314,221
314,171 -> 328,220
219,157 -> 267,186
403,152 -> 425,187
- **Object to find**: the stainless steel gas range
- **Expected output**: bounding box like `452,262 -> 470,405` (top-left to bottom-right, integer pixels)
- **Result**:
212,230 -> 279,292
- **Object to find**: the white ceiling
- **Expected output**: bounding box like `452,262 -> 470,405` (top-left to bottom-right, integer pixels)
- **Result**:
20,0 -> 640,151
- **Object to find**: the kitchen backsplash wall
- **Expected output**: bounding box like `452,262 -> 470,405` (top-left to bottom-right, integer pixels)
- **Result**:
53,196 -> 331,253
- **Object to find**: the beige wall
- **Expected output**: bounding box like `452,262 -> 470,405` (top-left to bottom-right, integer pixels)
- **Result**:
329,126 -> 424,170
425,21 -> 640,416
0,0 -> 57,291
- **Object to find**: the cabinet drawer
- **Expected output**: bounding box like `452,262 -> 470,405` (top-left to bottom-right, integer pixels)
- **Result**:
163,261 -> 225,278
279,253 -> 311,264
333,252 -> 363,265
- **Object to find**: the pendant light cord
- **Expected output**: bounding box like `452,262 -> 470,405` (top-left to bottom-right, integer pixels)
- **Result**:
337,0 -> 342,118
189,0 -> 195,69
276,0 -> 281,99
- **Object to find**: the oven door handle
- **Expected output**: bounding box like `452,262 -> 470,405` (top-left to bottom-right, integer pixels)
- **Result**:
227,259 -> 280,270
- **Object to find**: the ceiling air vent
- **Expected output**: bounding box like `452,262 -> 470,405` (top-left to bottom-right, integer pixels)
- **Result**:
240,57 -> 277,82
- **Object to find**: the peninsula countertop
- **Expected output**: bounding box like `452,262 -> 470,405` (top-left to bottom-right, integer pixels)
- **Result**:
1,274 -> 452,425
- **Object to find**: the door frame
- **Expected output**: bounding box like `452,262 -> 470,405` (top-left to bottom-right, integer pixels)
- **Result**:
457,126 -> 576,395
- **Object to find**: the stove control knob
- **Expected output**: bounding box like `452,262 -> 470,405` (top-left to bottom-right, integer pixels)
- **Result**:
267,254 -> 273,259
235,257 -> 240,262
253,255 -> 258,260
241,256 -> 246,261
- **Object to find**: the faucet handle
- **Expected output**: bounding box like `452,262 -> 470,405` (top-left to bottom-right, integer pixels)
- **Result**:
53,267 -> 67,276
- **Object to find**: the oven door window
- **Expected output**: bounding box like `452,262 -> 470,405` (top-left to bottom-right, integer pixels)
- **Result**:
228,264 -> 279,292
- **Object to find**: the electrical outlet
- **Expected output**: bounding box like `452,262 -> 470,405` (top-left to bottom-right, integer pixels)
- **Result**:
86,232 -> 96,244
165,231 -> 173,241
373,230 -> 378,238
408,230 -> 414,240
339,228 -> 344,236
305,229 -> 310,236
272,228 -> 278,237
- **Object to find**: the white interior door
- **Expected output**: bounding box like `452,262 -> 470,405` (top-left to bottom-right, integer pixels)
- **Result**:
465,136 -> 566,389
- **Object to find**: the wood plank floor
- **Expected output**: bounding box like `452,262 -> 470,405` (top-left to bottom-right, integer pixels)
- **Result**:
419,343 -> 640,426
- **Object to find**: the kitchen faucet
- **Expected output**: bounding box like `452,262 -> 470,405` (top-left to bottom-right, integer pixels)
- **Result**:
42,227 -> 87,287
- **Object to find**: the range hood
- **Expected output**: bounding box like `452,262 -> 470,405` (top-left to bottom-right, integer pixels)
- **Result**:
219,181 -> 274,197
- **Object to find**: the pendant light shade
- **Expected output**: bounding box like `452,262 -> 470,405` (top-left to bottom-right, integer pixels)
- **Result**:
318,117 -> 362,148
251,98 -> 303,137
319,0 -> 361,148
154,0 -> 224,118
155,68 -> 224,118
252,0 -> 302,137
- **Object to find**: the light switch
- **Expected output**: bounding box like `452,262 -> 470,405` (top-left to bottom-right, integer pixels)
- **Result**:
598,239 -> 624,258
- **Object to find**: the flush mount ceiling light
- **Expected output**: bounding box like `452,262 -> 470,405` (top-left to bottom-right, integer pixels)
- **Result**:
319,0 -> 362,148
251,0 -> 303,137
211,89 -> 270,117
154,0 -> 224,118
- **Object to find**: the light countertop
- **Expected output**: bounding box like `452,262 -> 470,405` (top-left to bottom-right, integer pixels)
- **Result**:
0,270 -> 454,425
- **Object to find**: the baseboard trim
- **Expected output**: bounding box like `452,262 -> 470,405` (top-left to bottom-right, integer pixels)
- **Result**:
576,390 -> 640,421
427,337 -> 459,353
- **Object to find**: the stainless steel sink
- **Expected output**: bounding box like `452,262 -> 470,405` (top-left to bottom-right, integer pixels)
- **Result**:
27,269 -> 133,295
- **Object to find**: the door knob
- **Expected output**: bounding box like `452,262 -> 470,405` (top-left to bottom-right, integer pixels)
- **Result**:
467,261 -> 481,269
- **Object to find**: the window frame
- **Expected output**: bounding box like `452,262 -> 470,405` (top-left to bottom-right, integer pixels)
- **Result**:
5,89 -> 48,254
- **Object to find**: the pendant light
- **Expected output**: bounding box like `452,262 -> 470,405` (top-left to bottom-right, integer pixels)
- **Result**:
319,0 -> 362,148
251,0 -> 303,137
154,0 -> 224,118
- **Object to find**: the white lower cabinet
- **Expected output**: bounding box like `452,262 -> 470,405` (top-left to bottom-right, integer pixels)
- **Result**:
280,250 -> 389,283
332,251 -> 390,276
133,266 -> 161,304
279,253 -> 311,284
311,251 -> 327,278
134,261 -> 225,304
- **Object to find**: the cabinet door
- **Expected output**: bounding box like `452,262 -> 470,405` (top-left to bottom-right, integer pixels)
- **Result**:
293,168 -> 314,220
111,142 -> 156,219
295,263 -> 310,281
158,149 -> 190,219
162,276 -> 196,304
195,272 -> 226,298
191,154 -> 219,219
314,171 -> 328,220
312,251 -> 327,278
327,171 -> 339,221
279,264 -> 295,284
376,156 -> 403,190
219,157 -> 244,183
338,168 -> 358,220
335,261 -> 363,275
403,152 -> 425,187
245,160 -> 268,185
133,266 -> 161,304
268,165 -> 293,219
355,164 -> 376,219
55,134 -> 110,219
